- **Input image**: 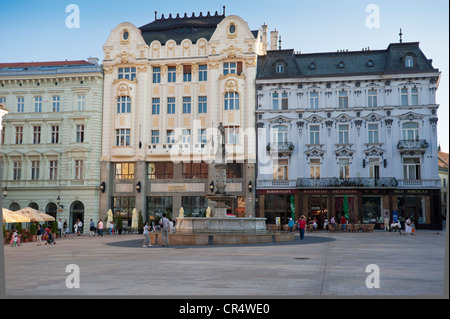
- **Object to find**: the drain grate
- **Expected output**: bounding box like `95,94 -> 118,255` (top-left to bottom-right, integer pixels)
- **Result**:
294,257 -> 310,260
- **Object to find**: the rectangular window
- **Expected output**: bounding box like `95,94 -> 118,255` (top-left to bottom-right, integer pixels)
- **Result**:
51,125 -> 59,144
225,126 -> 240,144
224,92 -> 239,110
281,93 -> 288,110
183,65 -> 192,82
338,124 -> 349,144
76,124 -> 85,143
15,126 -> 23,144
272,93 -> 279,110
146,196 -> 172,221
339,158 -> 350,179
1,126 -> 4,145
31,161 -> 40,180
183,97 -> 191,114
167,130 -> 175,144
368,89 -> 377,107
182,162 -> 208,179
223,62 -> 237,75
52,96 -> 60,112
199,64 -> 207,81
74,160 -> 84,180
338,91 -> 348,108
310,159 -> 321,179
77,95 -> 85,111
152,67 -> 161,83
401,88 -> 408,106
198,96 -> 207,113
148,162 -> 173,179
167,97 -> 176,114
152,98 -> 160,115
34,96 -> 42,112
17,97 -> 24,113
273,159 -> 289,180
226,163 -> 243,178
168,66 -> 176,83
198,129 -> 207,144
368,124 -> 379,143
33,126 -> 41,144
13,162 -> 21,180
151,130 -> 159,144
49,160 -> 58,180
117,96 -> 131,113
182,196 -> 208,217
115,162 -> 135,180
369,158 -> 380,179
118,67 -> 136,81
403,158 -> 421,180
309,125 -> 320,144
310,92 -> 319,109
115,129 -> 130,146
411,88 -> 419,105
182,129 -> 191,143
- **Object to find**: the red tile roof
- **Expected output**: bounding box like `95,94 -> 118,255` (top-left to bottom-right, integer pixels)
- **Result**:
0,60 -> 92,68
439,151 -> 449,169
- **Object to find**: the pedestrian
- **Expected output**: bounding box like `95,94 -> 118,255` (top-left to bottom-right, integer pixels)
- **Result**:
77,219 -> 83,236
298,215 -> 307,240
159,213 -> 170,247
63,220 -> 68,237
58,219 -> 62,237
323,218 -> 329,231
108,220 -> 113,235
340,215 -> 347,231
142,222 -> 153,247
36,224 -> 43,246
89,219 -> 96,237
98,219 -> 104,237
288,218 -> 294,232
44,228 -> 55,245
10,229 -> 21,247
74,219 -> 78,235
405,217 -> 412,235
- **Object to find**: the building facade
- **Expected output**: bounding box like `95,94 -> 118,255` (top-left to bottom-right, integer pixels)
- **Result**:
0,60 -> 104,233
100,10 -> 261,225
255,42 -> 442,229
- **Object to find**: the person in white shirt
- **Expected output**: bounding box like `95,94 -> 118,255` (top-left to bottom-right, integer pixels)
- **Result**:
142,222 -> 152,247
160,213 -> 170,247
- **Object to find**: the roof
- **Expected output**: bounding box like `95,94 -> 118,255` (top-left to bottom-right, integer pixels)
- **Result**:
0,60 -> 93,69
257,42 -> 440,79
439,151 -> 449,172
138,11 -> 226,45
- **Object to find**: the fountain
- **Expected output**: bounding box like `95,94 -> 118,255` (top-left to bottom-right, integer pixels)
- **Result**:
151,123 -> 294,245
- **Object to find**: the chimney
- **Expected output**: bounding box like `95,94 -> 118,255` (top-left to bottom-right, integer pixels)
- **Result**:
270,30 -> 278,51
261,23 -> 268,55
87,57 -> 99,65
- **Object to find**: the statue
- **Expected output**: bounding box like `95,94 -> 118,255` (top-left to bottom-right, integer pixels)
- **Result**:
179,207 -> 184,218
206,206 -> 211,218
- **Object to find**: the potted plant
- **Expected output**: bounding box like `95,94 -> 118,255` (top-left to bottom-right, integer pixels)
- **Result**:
116,214 -> 123,234
138,210 -> 144,234
29,223 -> 37,242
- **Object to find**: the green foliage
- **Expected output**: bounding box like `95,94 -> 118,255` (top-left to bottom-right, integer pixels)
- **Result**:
30,223 -> 37,235
51,220 -> 58,234
116,214 -> 123,231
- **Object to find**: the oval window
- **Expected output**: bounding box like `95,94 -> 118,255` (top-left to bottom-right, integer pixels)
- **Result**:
123,31 -> 129,40
229,24 -> 236,34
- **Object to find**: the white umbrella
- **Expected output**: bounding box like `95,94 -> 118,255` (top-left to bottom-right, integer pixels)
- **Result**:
131,208 -> 138,230
106,209 -> 113,225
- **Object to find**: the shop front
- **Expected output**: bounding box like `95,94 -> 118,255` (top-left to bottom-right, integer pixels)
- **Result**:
256,189 -> 299,225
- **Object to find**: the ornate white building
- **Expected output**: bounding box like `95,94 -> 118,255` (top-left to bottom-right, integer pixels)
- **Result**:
100,10 -> 261,224
255,42 -> 442,229
0,60 -> 103,232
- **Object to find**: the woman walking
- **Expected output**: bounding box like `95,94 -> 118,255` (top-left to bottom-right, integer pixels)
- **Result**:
142,222 -> 152,247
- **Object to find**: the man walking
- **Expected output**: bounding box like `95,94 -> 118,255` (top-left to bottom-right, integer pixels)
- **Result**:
160,213 -> 170,247
298,215 -> 306,240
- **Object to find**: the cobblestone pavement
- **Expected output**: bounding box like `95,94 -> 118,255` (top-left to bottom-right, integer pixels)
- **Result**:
3,230 -> 447,297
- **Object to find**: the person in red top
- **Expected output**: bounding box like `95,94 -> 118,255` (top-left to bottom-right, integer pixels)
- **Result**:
340,215 -> 347,231
298,215 -> 307,240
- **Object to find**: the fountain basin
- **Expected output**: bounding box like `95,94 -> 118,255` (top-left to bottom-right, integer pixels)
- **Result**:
176,217 -> 267,233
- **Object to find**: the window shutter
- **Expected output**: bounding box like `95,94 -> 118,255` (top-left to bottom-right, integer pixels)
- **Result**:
183,64 -> 192,74
237,62 -> 243,75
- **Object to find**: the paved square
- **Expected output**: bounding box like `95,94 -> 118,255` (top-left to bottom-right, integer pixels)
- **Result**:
3,230 -> 447,296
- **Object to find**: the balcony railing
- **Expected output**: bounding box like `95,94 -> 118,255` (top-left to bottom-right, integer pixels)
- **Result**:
397,139 -> 429,155
266,142 -> 294,153
257,180 -> 297,188
397,179 -> 441,188
296,177 -> 398,188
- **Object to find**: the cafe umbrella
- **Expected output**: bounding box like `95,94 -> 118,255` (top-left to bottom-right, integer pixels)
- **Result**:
2,208 -> 31,223
131,208 -> 138,230
14,207 -> 55,222
343,195 -> 349,221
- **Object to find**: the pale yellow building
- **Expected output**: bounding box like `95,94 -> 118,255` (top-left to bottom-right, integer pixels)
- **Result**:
100,10 -> 262,224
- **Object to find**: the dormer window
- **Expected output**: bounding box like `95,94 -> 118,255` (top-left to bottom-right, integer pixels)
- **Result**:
309,62 -> 316,70
338,61 -> 345,69
276,62 -> 284,74
366,60 -> 374,67
405,56 -> 414,67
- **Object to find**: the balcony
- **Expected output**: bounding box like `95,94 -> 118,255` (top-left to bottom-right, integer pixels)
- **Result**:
296,177 -> 398,188
397,179 -> 441,188
397,139 -> 429,155
266,142 -> 294,156
257,180 -> 297,188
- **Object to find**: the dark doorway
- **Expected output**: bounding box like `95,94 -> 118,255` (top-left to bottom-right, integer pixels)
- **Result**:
70,201 -> 85,234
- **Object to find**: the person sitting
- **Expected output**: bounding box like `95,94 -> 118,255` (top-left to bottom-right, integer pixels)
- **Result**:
44,228 -> 56,245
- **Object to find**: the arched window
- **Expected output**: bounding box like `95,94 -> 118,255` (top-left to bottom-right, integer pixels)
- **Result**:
402,122 -> 419,140
405,56 -> 414,67
28,202 -> 39,210
224,92 -> 239,110
276,62 -> 284,74
9,203 -> 20,211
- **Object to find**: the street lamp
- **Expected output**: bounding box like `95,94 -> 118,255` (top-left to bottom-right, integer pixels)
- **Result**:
209,181 -> 214,193
248,181 -> 253,193
100,181 -> 106,193
136,181 -> 141,193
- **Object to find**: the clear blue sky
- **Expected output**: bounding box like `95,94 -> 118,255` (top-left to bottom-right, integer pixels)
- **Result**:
0,0 -> 448,152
